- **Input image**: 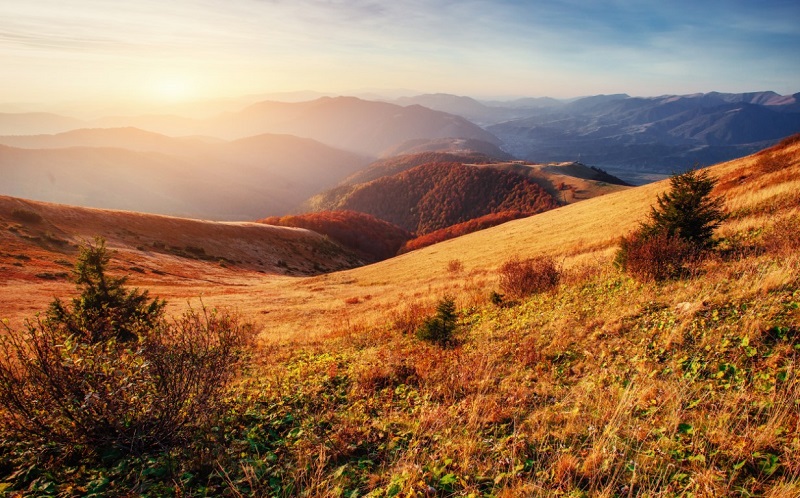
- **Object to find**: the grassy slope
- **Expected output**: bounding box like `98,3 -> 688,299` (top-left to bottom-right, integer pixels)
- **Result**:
1,140 -> 799,496
221,140 -> 799,496
0,196 -> 365,325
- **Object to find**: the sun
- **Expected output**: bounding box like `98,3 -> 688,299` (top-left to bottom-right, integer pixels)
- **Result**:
149,76 -> 195,103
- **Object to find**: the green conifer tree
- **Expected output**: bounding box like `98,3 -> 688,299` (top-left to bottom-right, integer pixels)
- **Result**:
641,169 -> 726,249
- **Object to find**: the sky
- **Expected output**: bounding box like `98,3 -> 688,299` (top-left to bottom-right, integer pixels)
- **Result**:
2,0 -> 799,112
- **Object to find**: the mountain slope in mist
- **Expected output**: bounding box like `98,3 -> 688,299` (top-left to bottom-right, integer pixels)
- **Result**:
0,129 -> 369,220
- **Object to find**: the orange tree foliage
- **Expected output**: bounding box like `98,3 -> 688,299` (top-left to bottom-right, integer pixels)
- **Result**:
338,162 -> 559,234
399,210 -> 529,253
260,210 -> 411,262
345,152 -> 496,185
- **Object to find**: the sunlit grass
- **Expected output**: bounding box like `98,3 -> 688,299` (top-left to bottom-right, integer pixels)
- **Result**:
0,141 -> 799,495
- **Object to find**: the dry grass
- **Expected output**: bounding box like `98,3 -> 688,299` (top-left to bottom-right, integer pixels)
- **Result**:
1,140 -> 799,495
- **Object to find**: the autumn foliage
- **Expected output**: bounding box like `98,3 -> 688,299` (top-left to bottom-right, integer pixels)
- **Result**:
337,162 -> 559,234
399,210 -> 529,253
343,151 -> 497,185
260,210 -> 411,262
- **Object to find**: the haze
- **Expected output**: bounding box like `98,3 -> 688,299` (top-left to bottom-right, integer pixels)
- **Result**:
3,0 -> 799,116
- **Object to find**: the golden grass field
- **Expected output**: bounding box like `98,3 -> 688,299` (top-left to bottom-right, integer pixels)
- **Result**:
1,138 -> 798,496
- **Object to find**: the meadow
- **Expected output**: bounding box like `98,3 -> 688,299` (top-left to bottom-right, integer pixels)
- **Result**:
0,138 -> 798,496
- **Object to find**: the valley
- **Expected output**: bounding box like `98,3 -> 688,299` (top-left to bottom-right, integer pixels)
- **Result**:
0,94 -> 799,496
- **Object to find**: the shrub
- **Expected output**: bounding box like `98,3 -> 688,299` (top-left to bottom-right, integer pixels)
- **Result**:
498,256 -> 561,299
447,259 -> 464,274
0,238 -> 256,460
417,296 -> 458,346
616,169 -> 727,282
47,237 -> 165,343
615,230 -> 699,282
489,290 -> 505,306
10,208 -> 43,224
762,214 -> 800,254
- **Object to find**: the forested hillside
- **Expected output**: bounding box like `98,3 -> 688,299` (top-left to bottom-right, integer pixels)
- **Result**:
332,162 -> 559,234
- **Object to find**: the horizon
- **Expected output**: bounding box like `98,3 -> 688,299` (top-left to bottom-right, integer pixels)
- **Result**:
3,88 -> 798,120
3,1 -> 799,116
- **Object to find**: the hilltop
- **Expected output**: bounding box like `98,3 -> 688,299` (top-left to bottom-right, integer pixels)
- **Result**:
307,161 -> 558,235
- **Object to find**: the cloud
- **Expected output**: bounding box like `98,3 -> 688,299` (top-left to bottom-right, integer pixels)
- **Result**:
0,0 -> 797,103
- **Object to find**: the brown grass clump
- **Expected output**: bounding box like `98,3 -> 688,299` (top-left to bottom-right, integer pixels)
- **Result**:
390,301 -> 432,335
498,255 -> 561,298
616,230 -> 699,282
447,258 -> 465,274
761,213 -> 800,255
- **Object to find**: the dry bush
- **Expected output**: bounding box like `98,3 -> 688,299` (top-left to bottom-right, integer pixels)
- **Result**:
762,214 -> 800,255
0,307 -> 255,458
498,256 -> 561,298
616,230 -> 699,282
390,301 -> 431,335
0,238 -> 257,459
447,259 -> 465,274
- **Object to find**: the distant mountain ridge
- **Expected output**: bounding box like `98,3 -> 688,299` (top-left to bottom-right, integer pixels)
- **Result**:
486,91 -> 800,178
0,129 -> 370,220
0,97 -> 499,157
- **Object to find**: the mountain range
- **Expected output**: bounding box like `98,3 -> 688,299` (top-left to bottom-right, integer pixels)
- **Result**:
0,129 -> 369,220
396,91 -> 800,182
1,90 -> 798,221
0,97 -> 497,157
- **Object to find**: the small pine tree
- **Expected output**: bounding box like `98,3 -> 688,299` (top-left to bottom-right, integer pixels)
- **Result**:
0,237 -> 255,460
616,169 -> 727,281
641,169 -> 726,249
417,296 -> 457,346
47,237 -> 165,343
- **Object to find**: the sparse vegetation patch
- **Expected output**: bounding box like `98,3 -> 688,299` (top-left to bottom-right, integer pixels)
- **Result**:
10,208 -> 43,224
0,238 -> 256,475
498,255 -> 561,298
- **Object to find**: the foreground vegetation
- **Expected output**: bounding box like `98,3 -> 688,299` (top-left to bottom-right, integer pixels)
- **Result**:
1,140 -> 798,496
2,225 -> 797,496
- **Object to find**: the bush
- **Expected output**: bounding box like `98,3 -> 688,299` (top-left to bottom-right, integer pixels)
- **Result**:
615,230 -> 699,282
10,208 -> 43,224
762,214 -> 800,254
48,237 -> 165,343
447,259 -> 464,274
417,296 -> 458,346
498,256 -> 561,299
0,238 -> 256,459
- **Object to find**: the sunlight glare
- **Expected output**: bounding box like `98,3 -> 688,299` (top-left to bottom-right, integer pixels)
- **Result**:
149,76 -> 195,103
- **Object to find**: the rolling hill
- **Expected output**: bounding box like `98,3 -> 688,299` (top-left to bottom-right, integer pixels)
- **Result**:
306,161 -> 559,235
1,136 -> 798,496
259,210 -> 412,262
0,129 -> 370,219
0,194 -> 366,323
